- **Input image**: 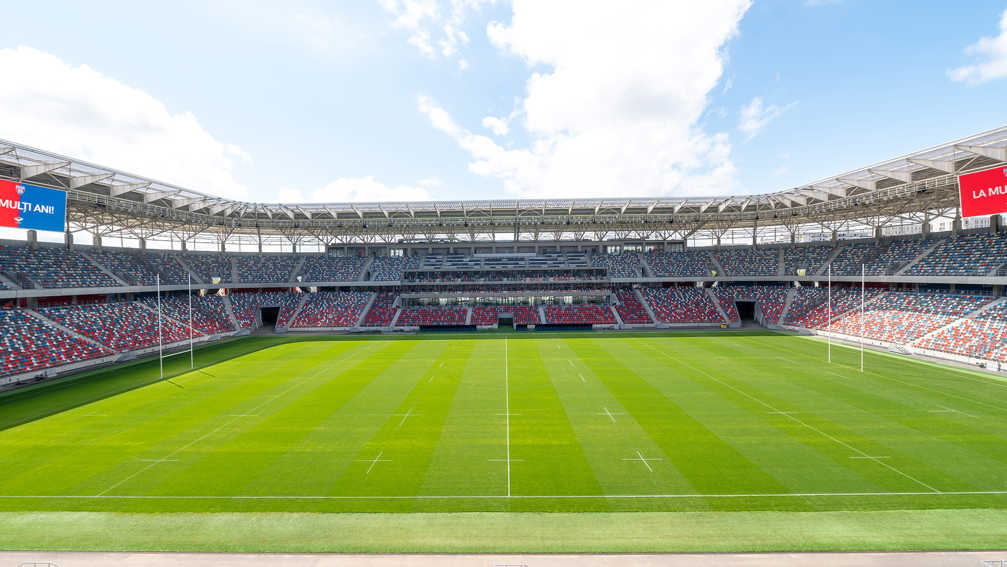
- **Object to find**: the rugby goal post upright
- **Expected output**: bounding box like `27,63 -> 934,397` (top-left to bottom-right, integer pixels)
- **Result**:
860,263 -> 865,372
188,273 -> 194,369
827,264 -> 831,363
157,274 -> 164,379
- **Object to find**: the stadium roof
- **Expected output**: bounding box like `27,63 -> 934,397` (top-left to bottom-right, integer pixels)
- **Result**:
1,125 -> 1005,245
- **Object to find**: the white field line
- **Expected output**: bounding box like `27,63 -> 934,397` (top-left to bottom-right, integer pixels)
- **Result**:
4,490 -> 1007,500
96,380 -> 304,496
598,407 -> 624,424
621,450 -> 663,472
638,341 -> 943,494
578,373 -> 586,384
395,407 -> 418,427
505,337 -> 511,498
357,450 -> 390,475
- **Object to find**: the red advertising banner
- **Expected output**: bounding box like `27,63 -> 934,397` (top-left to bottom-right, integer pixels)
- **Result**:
959,166 -> 1007,218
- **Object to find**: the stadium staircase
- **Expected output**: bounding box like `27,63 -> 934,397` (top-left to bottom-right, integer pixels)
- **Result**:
174,255 -> 203,284
537,305 -> 547,324
79,250 -> 129,287
0,271 -> 19,289
221,295 -> 241,330
776,248 -> 785,276
634,288 -> 659,323
894,239 -> 941,275
389,307 -> 403,328
230,257 -> 239,284
709,253 -> 726,277
705,287 -> 731,325
282,294 -> 310,331
779,287 -> 798,324
24,308 -> 111,352
358,258 -> 374,281
814,246 -> 844,276
609,303 -> 624,327
639,253 -> 655,277
911,296 -> 1007,347
354,293 -> 377,327
289,256 -> 307,283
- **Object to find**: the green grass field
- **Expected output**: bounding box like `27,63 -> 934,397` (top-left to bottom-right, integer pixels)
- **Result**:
1,330 -> 1006,552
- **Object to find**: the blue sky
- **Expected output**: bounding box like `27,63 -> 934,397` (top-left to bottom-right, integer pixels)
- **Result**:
1,0 -> 1006,204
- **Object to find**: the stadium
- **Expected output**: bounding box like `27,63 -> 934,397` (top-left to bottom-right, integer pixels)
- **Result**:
3,3 -> 1007,565
2,126 -> 1007,561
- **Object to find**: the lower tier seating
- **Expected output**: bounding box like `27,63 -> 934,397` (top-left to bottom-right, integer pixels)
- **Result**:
362,293 -> 397,327
639,287 -> 722,323
713,285 -> 788,324
0,309 -> 110,377
40,302 -> 191,351
915,302 -> 1007,362
614,289 -> 652,324
397,305 -> 468,326
543,304 -> 616,325
290,291 -> 371,328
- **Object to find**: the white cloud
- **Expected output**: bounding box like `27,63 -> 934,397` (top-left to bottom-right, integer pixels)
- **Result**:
276,177 -> 433,203
738,97 -> 796,140
481,116 -> 510,136
219,1 -> 366,57
948,8 -> 1007,85
419,1 -> 750,198
0,46 -> 249,199
380,0 -> 494,65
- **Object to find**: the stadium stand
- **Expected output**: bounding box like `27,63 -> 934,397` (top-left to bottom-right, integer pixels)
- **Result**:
237,255 -> 300,283
289,291 -> 371,328
137,294 -> 233,336
712,285 -> 788,325
905,232 -> 1007,276
40,302 -> 190,351
590,252 -> 641,278
470,304 -> 542,326
0,309 -> 110,377
783,286 -> 881,329
644,250 -> 716,277
915,301 -> 1007,361
614,289 -> 652,324
713,247 -> 779,276
543,304 -> 616,325
143,252 -> 192,284
397,305 -> 468,326
361,293 -> 397,327
0,245 -> 121,288
184,254 -> 234,283
299,255 -> 367,282
370,256 -> 421,281
639,287 -> 723,324
90,249 -> 158,286
825,291 -> 993,344
783,244 -> 834,276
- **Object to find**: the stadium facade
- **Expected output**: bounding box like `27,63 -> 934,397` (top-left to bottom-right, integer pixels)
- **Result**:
1,126 -> 1006,385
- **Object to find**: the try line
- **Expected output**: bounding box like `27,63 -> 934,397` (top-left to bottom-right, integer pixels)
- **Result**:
2,490 -> 1006,500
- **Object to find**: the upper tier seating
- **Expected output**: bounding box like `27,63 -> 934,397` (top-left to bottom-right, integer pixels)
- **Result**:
184,254 -> 233,283
0,309 -> 110,377
826,292 -> 992,344
90,250 -> 158,285
0,245 -> 121,288
783,244 -> 834,276
906,232 -> 1007,276
299,255 -> 367,282
713,285 -> 788,325
137,294 -> 233,336
614,289 -> 652,324
40,302 -> 190,351
915,301 -> 1007,362
713,247 -> 779,276
397,305 -> 468,326
143,253 -> 191,284
237,255 -> 299,283
370,256 -> 421,281
362,293 -> 398,327
290,291 -> 371,328
639,287 -> 722,324
591,252 -> 641,278
645,250 -> 716,277
543,304 -> 616,325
